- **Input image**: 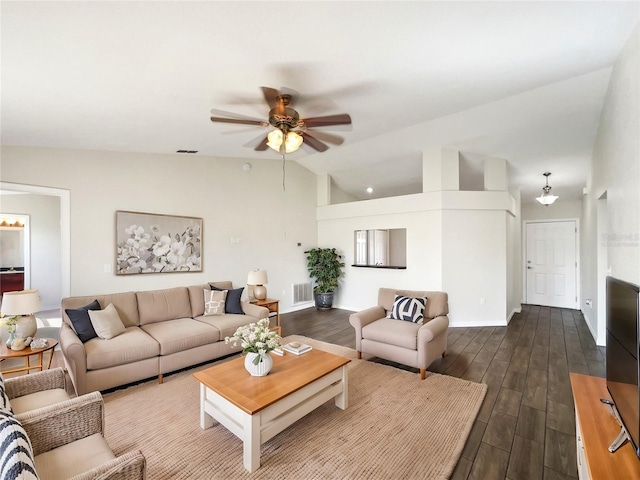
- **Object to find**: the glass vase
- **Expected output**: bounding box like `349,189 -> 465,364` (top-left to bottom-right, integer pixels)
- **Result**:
6,330 -> 15,347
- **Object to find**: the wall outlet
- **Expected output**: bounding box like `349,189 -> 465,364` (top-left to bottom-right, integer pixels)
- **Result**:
480,297 -> 485,305
104,263 -> 112,273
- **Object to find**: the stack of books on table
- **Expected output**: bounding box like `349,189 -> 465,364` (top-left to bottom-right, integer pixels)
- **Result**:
282,342 -> 313,355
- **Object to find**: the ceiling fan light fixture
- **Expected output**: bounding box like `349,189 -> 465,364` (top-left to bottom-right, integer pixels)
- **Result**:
266,129 -> 283,152
535,172 -> 559,206
284,131 -> 303,153
266,129 -> 303,153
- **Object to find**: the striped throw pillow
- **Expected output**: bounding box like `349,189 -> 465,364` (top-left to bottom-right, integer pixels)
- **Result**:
388,295 -> 427,324
0,411 -> 39,479
0,372 -> 12,414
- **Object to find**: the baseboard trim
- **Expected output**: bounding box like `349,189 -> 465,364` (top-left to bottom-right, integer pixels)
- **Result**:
507,306 -> 522,324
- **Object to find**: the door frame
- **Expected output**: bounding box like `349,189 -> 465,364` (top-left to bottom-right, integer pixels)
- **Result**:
522,218 -> 580,309
0,182 -> 71,301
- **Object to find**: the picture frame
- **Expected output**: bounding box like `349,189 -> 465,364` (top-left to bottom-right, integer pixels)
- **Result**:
115,210 -> 202,275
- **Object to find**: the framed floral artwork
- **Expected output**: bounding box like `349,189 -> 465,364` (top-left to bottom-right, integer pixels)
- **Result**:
116,210 -> 202,275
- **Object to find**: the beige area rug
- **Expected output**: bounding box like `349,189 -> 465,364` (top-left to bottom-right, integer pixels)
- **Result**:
103,336 -> 487,479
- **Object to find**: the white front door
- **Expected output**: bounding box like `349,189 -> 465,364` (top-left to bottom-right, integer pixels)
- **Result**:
526,221 -> 578,309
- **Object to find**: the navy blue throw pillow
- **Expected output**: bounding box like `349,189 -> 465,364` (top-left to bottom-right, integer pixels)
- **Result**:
65,299 -> 101,342
211,286 -> 245,315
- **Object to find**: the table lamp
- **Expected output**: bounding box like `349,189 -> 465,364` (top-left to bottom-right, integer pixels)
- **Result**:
247,270 -> 268,301
1,289 -> 40,339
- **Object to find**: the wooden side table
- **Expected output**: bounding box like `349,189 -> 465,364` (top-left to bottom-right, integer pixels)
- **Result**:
251,298 -> 280,335
0,338 -> 58,375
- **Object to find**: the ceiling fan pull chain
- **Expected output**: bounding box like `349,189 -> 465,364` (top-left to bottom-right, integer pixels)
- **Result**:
282,152 -> 286,192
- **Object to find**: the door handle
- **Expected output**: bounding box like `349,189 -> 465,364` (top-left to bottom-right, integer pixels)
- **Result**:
527,266 -> 533,269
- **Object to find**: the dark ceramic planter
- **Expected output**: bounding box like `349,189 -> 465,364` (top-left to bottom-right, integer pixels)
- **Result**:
314,292 -> 334,310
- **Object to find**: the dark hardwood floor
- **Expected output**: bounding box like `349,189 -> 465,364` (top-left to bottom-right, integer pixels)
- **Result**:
281,304 -> 605,480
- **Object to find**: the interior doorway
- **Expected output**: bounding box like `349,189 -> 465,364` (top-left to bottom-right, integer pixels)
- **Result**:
0,182 -> 70,303
525,220 -> 579,309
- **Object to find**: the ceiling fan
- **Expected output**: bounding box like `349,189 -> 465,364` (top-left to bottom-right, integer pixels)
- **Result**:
210,87 -> 352,154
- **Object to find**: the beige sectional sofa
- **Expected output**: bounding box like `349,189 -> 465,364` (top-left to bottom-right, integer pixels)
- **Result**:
60,281 -> 268,396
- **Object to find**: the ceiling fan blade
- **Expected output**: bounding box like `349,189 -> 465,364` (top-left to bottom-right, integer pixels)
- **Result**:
241,133 -> 269,150
302,132 -> 329,152
210,109 -> 265,122
306,130 -> 344,146
302,114 -> 352,128
210,116 -> 265,126
254,135 -> 269,151
260,87 -> 280,109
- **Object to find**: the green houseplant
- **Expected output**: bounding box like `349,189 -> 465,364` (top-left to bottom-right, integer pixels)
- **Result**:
305,247 -> 345,309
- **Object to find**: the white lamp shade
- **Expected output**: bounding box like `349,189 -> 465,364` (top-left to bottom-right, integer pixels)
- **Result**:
247,270 -> 268,286
284,132 -> 303,153
266,130 -> 283,152
1,289 -> 41,316
536,191 -> 559,205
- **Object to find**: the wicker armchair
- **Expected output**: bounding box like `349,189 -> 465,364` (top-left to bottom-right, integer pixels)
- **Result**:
19,391 -> 146,479
4,367 -> 71,416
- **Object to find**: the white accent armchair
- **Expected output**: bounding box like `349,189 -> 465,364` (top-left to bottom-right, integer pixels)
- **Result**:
349,288 -> 449,379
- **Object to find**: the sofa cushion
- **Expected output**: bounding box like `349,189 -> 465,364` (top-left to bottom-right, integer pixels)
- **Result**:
204,289 -> 227,316
388,295 -> 426,324
9,389 -> 70,416
136,287 -> 192,325
85,327 -> 160,370
88,303 -> 126,340
0,410 -> 38,479
65,299 -> 101,342
141,318 -> 220,356
34,432 -> 114,479
362,318 -> 420,350
211,285 -> 244,314
378,288 -> 448,320
194,314 -> 255,340
62,292 -> 140,328
187,283 -> 213,317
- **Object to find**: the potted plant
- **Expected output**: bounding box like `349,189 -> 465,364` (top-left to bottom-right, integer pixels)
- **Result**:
305,247 -> 345,309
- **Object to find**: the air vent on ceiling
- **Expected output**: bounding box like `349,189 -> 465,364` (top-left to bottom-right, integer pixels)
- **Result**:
176,150 -> 198,154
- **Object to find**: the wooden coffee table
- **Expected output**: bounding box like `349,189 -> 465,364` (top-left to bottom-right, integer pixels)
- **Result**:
193,348 -> 350,472
0,338 -> 58,374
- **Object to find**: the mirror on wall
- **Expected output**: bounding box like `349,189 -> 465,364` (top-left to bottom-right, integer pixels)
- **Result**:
353,228 -> 406,268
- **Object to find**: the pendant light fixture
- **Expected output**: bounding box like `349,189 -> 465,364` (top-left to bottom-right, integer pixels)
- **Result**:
535,172 -> 559,206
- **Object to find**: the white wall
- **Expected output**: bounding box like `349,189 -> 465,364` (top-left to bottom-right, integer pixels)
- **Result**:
0,194 -> 61,310
317,194 -> 443,312
507,188 -> 522,320
442,209 -> 508,326
0,146 -> 318,313
581,25 -> 639,345
317,189 -> 518,326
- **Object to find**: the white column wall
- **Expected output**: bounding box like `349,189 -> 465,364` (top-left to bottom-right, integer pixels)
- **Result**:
442,209 -> 508,326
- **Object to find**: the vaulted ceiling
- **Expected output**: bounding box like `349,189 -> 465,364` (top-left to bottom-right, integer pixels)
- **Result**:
2,1 -> 638,203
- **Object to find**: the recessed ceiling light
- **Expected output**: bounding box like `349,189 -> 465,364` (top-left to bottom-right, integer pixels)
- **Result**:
366,187 -> 373,194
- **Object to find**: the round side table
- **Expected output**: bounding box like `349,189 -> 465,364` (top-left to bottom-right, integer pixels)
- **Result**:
0,338 -> 58,375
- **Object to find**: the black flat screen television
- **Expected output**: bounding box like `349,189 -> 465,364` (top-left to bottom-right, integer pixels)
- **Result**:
606,276 -> 640,457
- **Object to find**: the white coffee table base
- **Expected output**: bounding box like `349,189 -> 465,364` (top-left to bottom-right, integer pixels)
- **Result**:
199,364 -> 348,472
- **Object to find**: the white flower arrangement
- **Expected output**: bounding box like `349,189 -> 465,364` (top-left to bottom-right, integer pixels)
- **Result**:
0,314 -> 18,333
225,318 -> 281,365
